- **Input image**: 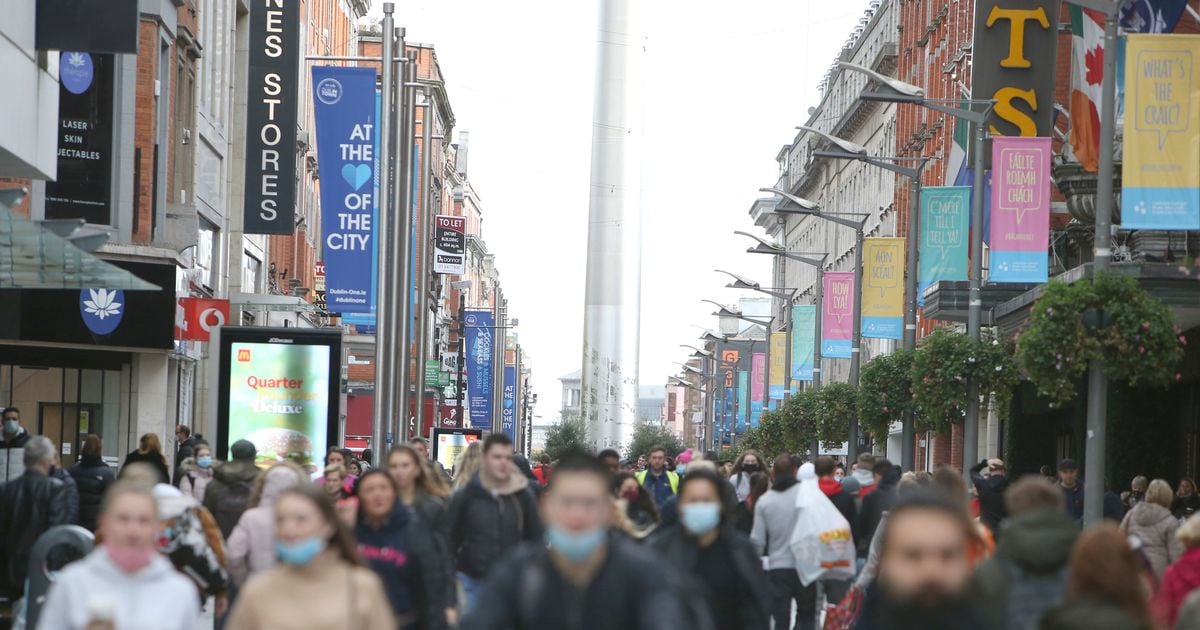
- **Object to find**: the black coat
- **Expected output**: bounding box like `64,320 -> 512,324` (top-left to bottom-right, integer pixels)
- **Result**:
173,436 -> 197,485
411,492 -> 456,604
649,525 -> 770,630
121,449 -> 170,485
447,475 -> 543,578
50,465 -> 80,526
69,454 -> 115,531
203,459 -> 261,538
355,504 -> 448,630
460,535 -> 690,630
970,460 -> 1009,535
859,468 -> 901,557
0,471 -> 70,598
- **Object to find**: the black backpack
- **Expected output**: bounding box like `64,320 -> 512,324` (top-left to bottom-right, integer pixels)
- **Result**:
212,478 -> 253,538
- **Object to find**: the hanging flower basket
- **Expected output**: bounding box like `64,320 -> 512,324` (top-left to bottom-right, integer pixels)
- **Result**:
912,328 -> 1019,434
857,348 -> 914,441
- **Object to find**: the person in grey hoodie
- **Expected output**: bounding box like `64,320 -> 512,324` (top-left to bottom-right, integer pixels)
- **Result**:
225,461 -> 308,587
750,455 -> 816,630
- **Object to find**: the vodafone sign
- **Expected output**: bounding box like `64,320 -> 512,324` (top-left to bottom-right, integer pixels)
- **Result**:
176,298 -> 231,342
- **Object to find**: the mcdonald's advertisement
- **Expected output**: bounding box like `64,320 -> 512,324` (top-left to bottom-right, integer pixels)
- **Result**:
217,328 -> 341,474
1123,34 -> 1200,231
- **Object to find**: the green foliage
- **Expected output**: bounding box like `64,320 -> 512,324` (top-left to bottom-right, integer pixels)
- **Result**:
543,413 -> 591,461
1017,275 -> 1185,406
624,421 -> 686,462
816,382 -> 856,447
738,392 -> 820,459
857,348 -> 915,440
912,328 -> 1019,434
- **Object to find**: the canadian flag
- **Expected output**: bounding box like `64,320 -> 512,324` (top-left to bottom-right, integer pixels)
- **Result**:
1069,6 -> 1106,173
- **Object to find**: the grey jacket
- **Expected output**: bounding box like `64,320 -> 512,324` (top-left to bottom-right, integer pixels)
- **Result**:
750,478 -> 801,570
1120,501 -> 1183,580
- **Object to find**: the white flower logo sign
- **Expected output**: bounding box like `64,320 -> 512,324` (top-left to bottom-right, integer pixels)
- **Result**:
79,288 -> 125,335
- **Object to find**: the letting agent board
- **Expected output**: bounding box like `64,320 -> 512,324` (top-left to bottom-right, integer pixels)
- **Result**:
433,215 -> 466,275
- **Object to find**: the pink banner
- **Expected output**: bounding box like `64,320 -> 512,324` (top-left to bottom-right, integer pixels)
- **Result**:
822,271 -> 855,359
751,352 -> 766,400
989,136 -> 1051,283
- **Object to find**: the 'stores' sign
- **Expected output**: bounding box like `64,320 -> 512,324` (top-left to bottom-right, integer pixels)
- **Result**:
433,215 -> 466,275
244,0 -> 299,234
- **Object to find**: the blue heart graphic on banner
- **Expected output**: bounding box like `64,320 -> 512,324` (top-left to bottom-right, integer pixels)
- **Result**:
341,163 -> 372,190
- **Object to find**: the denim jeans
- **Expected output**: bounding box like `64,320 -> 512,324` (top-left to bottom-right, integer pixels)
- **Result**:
458,571 -> 484,615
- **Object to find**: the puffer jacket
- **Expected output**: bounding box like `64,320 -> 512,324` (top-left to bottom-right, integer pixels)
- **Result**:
447,473 -> 543,578
203,459 -> 260,538
969,508 -> 1078,630
226,465 -> 301,586
1121,502 -> 1183,580
0,470 -> 69,598
69,453 -> 115,531
178,456 -> 214,503
1155,546 -> 1200,627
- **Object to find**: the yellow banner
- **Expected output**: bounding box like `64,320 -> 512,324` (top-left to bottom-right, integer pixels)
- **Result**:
1122,35 -> 1200,230
769,332 -> 787,399
862,237 -> 905,340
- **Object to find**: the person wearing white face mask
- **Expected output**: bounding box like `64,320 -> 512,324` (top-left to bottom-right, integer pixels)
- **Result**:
225,483 -> 395,630
650,468 -> 770,630
0,407 -> 30,482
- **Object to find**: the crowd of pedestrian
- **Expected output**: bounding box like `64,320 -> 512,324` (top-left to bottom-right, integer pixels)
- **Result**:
10,406 -> 1200,629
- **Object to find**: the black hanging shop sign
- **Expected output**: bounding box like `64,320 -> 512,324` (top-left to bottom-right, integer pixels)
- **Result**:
243,0 -> 300,234
45,52 -> 114,225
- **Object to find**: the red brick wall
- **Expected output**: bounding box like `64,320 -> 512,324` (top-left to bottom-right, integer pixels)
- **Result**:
133,19 -> 159,244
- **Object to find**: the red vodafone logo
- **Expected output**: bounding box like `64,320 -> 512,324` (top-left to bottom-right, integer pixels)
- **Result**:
175,298 -> 231,342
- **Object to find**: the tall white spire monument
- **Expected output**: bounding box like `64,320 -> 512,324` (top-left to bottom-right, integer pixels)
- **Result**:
581,0 -> 644,451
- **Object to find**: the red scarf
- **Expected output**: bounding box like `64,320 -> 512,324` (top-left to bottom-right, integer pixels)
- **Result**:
819,478 -> 842,497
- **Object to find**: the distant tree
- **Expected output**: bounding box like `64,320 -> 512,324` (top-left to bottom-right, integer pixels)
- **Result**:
543,412 -> 590,461
624,421 -> 686,462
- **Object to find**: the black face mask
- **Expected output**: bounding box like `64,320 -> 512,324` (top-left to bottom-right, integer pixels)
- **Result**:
742,463 -> 758,473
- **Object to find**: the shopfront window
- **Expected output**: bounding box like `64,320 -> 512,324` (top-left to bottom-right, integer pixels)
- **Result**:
0,365 -> 128,464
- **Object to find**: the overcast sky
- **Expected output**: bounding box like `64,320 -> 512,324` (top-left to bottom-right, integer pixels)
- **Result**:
372,0 -> 875,420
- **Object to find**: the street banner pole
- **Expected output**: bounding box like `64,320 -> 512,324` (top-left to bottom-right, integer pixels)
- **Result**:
370,6 -> 395,456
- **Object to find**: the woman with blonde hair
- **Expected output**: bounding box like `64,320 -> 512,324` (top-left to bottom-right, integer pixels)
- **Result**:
121,433 -> 170,484
1121,478 -> 1184,581
452,440 -> 483,492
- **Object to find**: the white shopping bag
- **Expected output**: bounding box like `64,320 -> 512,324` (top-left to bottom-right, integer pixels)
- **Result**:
789,462 -> 856,586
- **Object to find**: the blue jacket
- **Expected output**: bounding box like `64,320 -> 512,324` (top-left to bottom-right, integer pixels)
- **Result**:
356,504 -> 449,629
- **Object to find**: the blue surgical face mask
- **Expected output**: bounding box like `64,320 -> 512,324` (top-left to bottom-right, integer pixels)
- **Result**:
275,536 -> 326,566
676,464 -> 687,475
3,419 -> 18,434
196,456 -> 213,469
546,526 -> 606,562
681,502 -> 722,536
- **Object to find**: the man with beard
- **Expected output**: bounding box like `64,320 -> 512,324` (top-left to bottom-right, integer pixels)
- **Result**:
854,492 -> 983,629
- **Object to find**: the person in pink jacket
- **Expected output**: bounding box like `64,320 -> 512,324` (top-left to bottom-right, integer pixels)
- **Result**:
226,461 -> 308,586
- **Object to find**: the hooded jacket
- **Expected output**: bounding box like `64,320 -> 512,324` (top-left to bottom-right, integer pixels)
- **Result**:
650,525 -> 770,630
1120,502 -> 1183,580
447,472 -> 543,578
969,460 -> 1009,535
355,504 -> 448,629
858,467 -> 900,557
203,459 -> 260,538
968,508 -> 1078,630
851,467 -> 876,497
226,466 -> 299,586
37,549 -> 200,630
1155,546 -> 1200,627
750,477 -> 801,570
69,453 -> 115,532
177,456 -> 214,503
819,477 -> 857,538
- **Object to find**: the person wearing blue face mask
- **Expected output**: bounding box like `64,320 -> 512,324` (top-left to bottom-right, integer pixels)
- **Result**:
224,483 -> 395,630
460,454 -> 687,630
650,468 -> 771,630
179,443 -> 215,503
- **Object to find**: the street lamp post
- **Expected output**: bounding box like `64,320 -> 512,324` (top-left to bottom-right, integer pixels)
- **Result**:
835,60 -> 995,478
704,299 -> 774,433
760,188 -> 869,462
715,269 -> 796,410
681,344 -> 715,451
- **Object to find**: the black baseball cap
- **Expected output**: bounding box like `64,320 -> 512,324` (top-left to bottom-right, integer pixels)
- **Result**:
1058,458 -> 1078,471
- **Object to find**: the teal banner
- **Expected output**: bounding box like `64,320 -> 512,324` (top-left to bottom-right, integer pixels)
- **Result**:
918,186 -> 970,303
736,370 -> 750,434
791,305 -> 816,382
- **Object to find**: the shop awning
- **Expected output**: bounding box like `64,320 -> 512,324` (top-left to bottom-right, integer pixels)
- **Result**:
0,188 -> 160,291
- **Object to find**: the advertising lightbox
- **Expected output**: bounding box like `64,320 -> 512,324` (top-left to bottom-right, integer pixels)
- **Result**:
217,327 -> 341,475
432,428 -> 483,474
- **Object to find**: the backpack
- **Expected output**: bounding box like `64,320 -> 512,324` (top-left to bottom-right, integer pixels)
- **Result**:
211,478 -> 252,538
1003,558 -> 1067,630
161,506 -> 229,595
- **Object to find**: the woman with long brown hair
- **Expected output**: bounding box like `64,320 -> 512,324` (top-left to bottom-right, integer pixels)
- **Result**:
121,432 -> 171,484
1040,523 -> 1155,630
387,445 -> 455,624
225,483 -> 395,630
729,449 -> 763,504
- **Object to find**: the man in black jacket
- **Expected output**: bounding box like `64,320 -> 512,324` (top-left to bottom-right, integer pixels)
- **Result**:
969,458 -> 1009,536
0,436 -> 70,600
461,454 -> 687,630
204,439 -> 260,538
173,424 -> 197,486
448,433 -> 543,614
859,459 -> 901,560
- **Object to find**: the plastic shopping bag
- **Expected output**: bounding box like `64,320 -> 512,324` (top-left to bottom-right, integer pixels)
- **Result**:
789,462 -> 856,585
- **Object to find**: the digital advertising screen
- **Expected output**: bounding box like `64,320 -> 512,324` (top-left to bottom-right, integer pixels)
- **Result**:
217,327 -> 342,475
432,428 -> 483,474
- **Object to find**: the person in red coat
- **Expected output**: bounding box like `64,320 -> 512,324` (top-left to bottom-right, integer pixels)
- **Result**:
1155,514 -> 1200,626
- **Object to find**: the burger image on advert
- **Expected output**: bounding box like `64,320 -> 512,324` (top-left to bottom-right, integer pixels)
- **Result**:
244,427 -> 315,472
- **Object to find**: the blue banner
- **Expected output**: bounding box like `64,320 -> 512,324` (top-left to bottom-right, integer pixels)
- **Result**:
918,186 -> 970,304
312,66 -> 377,314
502,365 -> 516,440
737,371 -> 749,434
723,387 -> 735,442
791,305 -> 816,382
465,309 -> 494,428
343,91 -> 382,332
